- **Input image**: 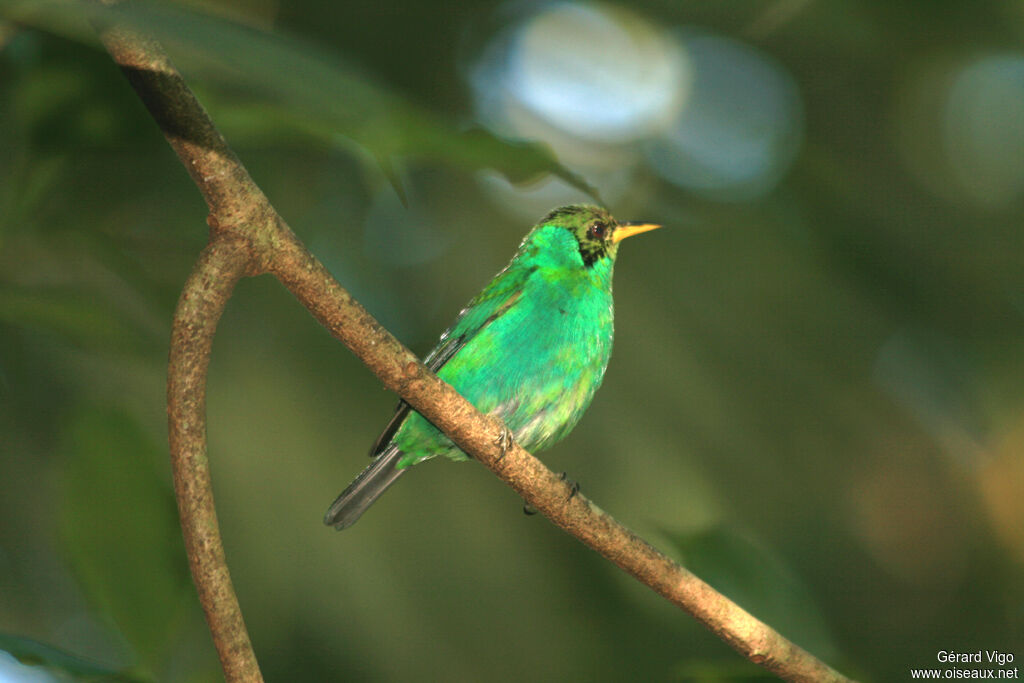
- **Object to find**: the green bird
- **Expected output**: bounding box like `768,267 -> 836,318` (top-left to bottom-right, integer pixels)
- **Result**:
324,205 -> 660,530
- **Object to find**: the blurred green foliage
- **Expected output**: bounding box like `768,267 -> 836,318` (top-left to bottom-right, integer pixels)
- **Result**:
1,1 -> 1022,682
670,526 -> 838,663
0,632 -> 147,681
59,407 -> 190,677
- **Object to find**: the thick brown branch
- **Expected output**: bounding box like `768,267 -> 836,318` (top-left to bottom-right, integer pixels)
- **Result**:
97,13 -> 856,683
96,21 -> 276,248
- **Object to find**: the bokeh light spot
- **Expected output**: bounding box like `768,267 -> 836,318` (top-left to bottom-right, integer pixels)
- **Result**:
944,54 -> 1024,207
894,51 -> 1024,208
466,1 -> 691,213
644,30 -> 803,201
507,2 -> 688,142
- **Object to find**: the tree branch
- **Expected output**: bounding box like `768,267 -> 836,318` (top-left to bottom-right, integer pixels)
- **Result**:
166,238 -> 259,683
96,16 -> 856,683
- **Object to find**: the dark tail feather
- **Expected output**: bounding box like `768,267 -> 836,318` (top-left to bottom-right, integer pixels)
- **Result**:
323,446 -> 408,530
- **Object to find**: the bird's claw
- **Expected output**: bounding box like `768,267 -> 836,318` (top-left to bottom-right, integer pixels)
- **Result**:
522,472 -> 578,517
495,426 -> 514,462
559,471 -> 580,501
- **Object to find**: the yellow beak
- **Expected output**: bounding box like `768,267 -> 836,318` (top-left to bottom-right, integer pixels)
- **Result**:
612,221 -> 662,244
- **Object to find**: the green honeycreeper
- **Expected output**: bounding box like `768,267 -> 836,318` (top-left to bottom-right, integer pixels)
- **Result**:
324,205 -> 660,530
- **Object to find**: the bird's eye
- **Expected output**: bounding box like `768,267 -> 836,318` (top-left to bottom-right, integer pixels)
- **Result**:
588,222 -> 607,240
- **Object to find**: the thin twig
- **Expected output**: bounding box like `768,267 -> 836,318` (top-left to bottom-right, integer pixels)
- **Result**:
166,238 -> 261,683
96,13 -> 856,683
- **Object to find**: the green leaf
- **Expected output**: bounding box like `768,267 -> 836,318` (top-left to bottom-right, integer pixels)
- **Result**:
667,525 -> 840,663
0,0 -> 600,201
0,632 -> 147,682
59,407 -> 191,673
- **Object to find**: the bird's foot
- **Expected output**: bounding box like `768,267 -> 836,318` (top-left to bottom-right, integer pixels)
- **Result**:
522,472 -> 578,517
495,426 -> 514,462
559,472 -> 580,501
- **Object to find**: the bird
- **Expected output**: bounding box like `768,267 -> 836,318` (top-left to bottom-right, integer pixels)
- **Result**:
324,204 -> 661,530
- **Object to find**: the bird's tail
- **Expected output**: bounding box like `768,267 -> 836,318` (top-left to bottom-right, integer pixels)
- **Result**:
323,446 -> 408,530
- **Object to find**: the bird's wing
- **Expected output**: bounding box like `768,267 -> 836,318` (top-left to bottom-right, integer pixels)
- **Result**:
367,266 -> 533,458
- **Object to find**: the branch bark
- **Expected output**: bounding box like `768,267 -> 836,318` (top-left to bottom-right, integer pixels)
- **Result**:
166,238 -> 258,683
96,16 -> 856,683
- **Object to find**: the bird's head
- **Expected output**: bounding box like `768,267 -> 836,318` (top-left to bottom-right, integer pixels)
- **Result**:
537,205 -> 661,267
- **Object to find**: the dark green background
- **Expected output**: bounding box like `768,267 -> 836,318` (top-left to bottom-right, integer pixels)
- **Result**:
1,1 -> 1022,681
